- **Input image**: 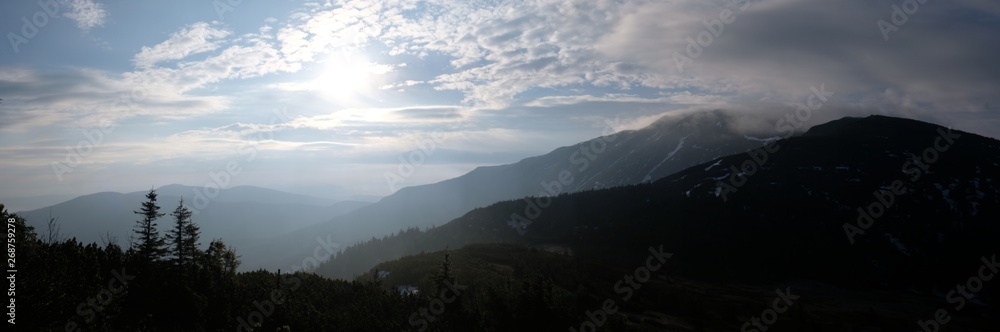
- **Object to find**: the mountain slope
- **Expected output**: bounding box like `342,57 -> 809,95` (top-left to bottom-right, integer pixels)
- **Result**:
251,110 -> 773,270
317,115 -> 1000,292
367,243 -> 993,331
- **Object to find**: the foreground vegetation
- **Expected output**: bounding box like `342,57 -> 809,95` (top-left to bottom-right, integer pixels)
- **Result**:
3,193 -> 634,331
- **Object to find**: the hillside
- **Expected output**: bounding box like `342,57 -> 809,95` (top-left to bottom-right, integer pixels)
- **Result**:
318,115 -> 1000,295
251,110 -> 775,270
367,243 -> 994,331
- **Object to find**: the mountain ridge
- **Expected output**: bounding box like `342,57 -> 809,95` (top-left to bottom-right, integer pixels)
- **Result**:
315,115 -> 1000,290
249,109 -> 777,270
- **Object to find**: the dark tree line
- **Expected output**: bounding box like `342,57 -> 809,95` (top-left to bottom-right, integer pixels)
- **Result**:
4,191 -> 593,331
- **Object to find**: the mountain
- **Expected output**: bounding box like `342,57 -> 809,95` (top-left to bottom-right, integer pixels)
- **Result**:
267,183 -> 383,203
0,193 -> 77,212
248,110 -> 775,270
152,184 -> 343,207
16,185 -> 370,268
316,115 -> 1000,294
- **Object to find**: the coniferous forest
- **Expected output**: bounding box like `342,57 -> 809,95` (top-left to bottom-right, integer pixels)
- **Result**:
4,192 -> 600,332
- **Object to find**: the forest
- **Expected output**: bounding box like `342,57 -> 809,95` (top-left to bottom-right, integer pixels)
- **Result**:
4,191 -> 632,332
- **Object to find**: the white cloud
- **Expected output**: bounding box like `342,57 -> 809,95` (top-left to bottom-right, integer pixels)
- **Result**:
0,67 -> 232,132
133,22 -> 232,69
63,0 -> 108,31
524,94 -> 670,108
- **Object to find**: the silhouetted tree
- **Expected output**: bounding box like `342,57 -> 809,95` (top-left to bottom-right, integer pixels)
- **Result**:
166,198 -> 201,273
204,239 -> 240,277
132,189 -> 167,262
433,252 -> 456,294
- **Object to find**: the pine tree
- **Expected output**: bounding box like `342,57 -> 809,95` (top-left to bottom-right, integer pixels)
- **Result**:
166,198 -> 201,272
434,252 -> 456,294
132,189 -> 167,262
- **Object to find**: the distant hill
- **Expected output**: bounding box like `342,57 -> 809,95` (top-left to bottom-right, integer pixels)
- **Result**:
15,184 -> 370,268
250,110 -> 775,270
0,193 -> 77,212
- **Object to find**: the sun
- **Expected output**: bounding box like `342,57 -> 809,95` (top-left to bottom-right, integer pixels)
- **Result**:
313,51 -> 374,103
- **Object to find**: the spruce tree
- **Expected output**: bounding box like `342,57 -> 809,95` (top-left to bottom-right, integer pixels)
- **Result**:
434,252 -> 456,294
167,198 -> 200,271
132,189 -> 167,262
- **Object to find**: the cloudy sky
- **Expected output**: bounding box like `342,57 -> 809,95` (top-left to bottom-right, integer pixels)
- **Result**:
1,0 -> 998,201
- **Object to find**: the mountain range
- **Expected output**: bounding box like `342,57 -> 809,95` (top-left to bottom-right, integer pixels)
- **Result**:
317,115 -> 1000,292
244,110 -> 780,270
291,115 -> 998,330
16,185 -> 370,264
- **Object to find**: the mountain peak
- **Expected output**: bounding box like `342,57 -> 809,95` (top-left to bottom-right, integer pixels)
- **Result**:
646,109 -> 733,131
802,114 -> 947,139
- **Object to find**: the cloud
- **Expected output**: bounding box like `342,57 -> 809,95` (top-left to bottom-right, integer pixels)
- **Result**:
8,0 -> 1000,140
596,0 -> 1000,111
281,0 -> 993,138
133,22 -> 232,69
63,0 -> 108,31
524,94 -> 670,108
0,67 -> 231,132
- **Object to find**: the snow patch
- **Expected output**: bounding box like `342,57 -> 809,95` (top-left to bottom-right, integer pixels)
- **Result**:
644,135 -> 688,182
743,135 -> 781,142
934,182 -> 958,212
704,159 -> 723,171
884,233 -> 911,256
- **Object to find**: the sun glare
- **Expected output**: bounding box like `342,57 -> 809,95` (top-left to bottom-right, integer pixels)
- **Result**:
314,51 -> 376,103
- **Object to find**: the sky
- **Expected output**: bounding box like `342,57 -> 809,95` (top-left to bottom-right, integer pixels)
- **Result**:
1,0 -> 999,202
